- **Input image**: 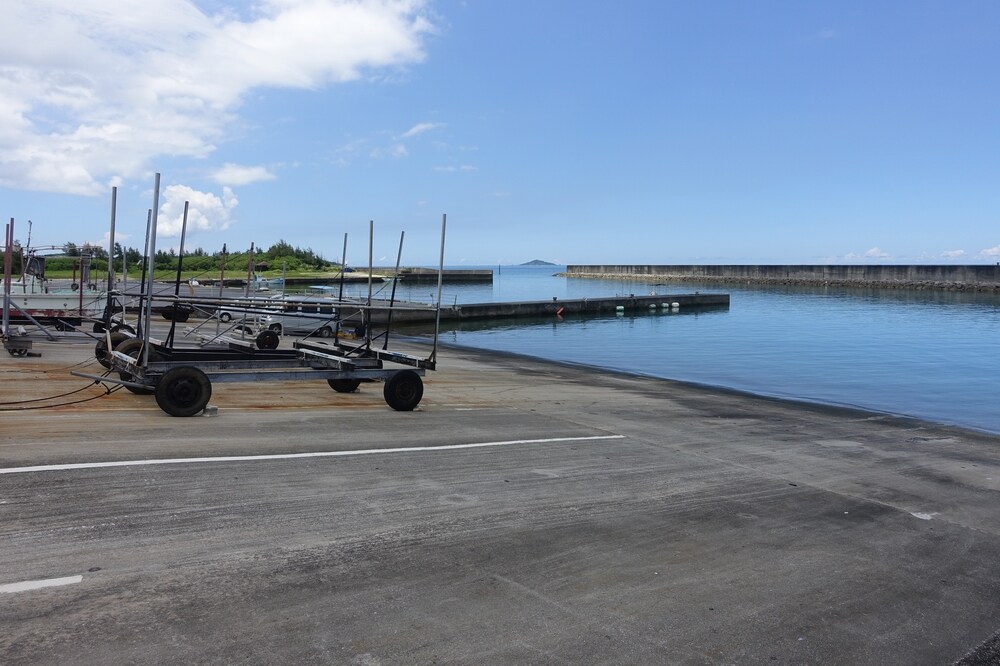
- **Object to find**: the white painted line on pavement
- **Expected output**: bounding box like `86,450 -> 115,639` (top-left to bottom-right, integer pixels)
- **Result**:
0,575 -> 83,594
0,435 -> 626,475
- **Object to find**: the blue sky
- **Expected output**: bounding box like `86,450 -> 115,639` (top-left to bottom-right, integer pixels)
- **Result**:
1,1 -> 998,265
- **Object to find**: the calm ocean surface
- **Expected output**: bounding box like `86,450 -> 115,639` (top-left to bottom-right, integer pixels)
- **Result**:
346,265 -> 1000,434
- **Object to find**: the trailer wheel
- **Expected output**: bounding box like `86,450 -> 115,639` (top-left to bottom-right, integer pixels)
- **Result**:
95,332 -> 130,368
256,330 -> 280,350
155,366 -> 212,417
383,370 -> 423,411
115,338 -> 156,394
112,323 -> 136,335
328,378 -> 361,393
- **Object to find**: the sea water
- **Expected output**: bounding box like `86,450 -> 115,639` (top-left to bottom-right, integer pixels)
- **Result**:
344,265 -> 1000,434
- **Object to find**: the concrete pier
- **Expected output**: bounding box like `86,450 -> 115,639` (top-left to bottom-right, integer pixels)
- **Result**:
378,292 -> 730,323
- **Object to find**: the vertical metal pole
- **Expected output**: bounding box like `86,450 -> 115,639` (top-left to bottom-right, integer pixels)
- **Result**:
245,242 -> 255,297
104,187 -> 117,331
141,173 -> 161,366
382,230 -> 404,349
431,214 -> 447,363
166,201 -> 189,347
2,220 -> 12,336
366,220 -> 373,348
136,210 -> 152,340
334,233 -> 348,339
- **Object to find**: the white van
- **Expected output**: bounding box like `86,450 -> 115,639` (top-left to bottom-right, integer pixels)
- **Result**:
261,296 -> 339,337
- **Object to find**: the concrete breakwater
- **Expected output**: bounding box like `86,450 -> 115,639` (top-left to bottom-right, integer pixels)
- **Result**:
565,264 -> 1000,292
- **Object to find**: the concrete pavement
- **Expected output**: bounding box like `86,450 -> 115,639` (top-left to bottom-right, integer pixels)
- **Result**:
1,337 -> 999,664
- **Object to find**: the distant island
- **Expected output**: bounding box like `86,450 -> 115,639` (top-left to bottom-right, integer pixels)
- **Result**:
520,259 -> 556,266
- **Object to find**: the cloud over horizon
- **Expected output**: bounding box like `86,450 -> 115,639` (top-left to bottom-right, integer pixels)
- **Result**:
0,0 -> 433,196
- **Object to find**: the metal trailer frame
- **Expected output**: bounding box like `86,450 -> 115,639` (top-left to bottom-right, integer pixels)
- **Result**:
74,174 -> 447,417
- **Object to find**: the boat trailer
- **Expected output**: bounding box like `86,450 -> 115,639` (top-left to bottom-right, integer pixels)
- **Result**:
73,174 -> 446,417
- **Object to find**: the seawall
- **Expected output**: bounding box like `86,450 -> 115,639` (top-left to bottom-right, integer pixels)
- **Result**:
564,265 -> 1000,292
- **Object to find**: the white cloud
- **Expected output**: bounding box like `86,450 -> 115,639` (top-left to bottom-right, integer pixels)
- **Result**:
843,247 -> 891,261
86,230 -> 128,251
211,163 -> 276,186
434,164 -> 477,172
941,249 -> 966,259
371,143 -> 408,158
981,245 -> 1000,257
0,0 -> 433,195
157,184 -> 238,237
400,122 -> 444,138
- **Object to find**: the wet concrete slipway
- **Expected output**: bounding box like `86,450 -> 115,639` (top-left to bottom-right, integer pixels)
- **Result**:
1,336 -> 999,665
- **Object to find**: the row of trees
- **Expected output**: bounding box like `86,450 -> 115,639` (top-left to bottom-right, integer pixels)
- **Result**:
4,240 -> 335,276
142,240 -> 334,274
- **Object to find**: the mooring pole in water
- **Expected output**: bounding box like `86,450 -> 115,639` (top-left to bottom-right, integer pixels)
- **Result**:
141,173 -> 161,367
431,213 -> 446,364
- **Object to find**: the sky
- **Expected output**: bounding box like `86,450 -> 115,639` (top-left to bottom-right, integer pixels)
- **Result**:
1,0 -> 998,266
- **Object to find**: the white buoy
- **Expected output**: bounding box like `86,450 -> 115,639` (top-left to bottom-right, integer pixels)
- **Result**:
671,302 -> 680,309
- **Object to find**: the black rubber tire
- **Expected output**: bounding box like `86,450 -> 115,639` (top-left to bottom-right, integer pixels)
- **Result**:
112,323 -> 135,335
256,330 -> 280,350
95,332 -> 130,369
269,324 -> 282,334
318,326 -> 333,338
328,378 -> 361,393
383,370 -> 423,411
219,312 -> 232,323
155,366 -> 212,417
115,338 -> 156,394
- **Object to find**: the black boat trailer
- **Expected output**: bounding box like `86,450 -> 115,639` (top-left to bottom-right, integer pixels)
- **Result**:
74,336 -> 433,416
72,174 -> 447,417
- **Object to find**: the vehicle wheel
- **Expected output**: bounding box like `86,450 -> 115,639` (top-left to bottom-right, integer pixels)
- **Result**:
256,330 -> 280,350
155,366 -> 212,417
95,332 -> 130,368
383,370 -> 423,411
328,378 -> 361,393
318,326 -> 333,338
269,324 -> 282,334
112,323 -> 135,335
220,312 -> 232,323
114,338 -> 156,394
